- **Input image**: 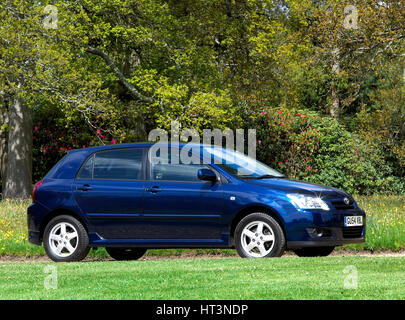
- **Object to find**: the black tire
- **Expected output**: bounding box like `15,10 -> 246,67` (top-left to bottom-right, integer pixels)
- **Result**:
235,213 -> 285,258
106,247 -> 147,261
43,215 -> 90,262
293,246 -> 335,257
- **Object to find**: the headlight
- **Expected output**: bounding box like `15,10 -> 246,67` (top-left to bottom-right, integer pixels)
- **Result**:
287,194 -> 330,211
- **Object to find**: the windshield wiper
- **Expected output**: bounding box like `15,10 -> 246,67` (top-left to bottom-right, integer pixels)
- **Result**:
240,174 -> 286,180
254,174 -> 285,179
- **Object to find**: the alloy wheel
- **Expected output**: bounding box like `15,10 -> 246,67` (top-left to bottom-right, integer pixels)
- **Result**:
241,221 -> 275,257
48,222 -> 79,257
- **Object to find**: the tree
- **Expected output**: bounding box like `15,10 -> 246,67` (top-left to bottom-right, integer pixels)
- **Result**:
0,1 -> 40,198
0,99 -> 8,192
303,0 -> 405,118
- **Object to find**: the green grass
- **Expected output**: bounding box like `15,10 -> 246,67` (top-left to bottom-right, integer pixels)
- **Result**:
0,195 -> 404,257
349,195 -> 405,251
0,257 -> 404,299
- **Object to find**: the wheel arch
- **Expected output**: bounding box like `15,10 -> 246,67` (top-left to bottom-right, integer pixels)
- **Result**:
39,208 -> 87,242
229,205 -> 286,246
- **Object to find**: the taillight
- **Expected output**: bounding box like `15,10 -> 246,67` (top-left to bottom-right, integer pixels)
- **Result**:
32,180 -> 44,202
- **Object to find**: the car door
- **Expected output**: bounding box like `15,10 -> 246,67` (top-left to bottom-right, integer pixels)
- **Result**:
73,148 -> 146,239
141,147 -> 225,242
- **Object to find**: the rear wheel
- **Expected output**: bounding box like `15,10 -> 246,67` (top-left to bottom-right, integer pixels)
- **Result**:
293,246 -> 335,257
235,213 -> 285,258
43,215 -> 90,262
106,247 -> 147,261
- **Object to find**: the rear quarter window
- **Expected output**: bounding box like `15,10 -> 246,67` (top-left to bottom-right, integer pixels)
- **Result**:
76,155 -> 94,179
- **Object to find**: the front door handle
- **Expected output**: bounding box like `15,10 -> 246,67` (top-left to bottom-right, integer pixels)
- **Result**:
146,186 -> 162,194
77,184 -> 92,191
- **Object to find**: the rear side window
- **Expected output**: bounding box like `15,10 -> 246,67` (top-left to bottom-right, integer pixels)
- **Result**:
94,149 -> 144,180
76,149 -> 144,180
77,155 -> 94,179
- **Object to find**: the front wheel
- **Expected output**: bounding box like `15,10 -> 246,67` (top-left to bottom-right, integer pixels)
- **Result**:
293,246 -> 335,257
106,247 -> 147,261
235,213 -> 285,258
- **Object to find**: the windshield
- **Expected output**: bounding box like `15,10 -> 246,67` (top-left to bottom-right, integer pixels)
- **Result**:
202,147 -> 285,179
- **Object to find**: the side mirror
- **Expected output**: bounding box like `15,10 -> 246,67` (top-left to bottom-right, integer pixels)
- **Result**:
198,169 -> 217,182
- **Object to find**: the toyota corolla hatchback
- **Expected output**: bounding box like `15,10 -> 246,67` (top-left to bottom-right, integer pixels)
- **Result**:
28,143 -> 365,262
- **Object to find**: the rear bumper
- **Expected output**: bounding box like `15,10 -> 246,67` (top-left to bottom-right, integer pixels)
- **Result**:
27,202 -> 48,246
28,231 -> 42,245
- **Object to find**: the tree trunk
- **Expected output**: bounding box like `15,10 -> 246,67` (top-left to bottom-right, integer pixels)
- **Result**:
0,104 -> 8,195
3,95 -> 32,199
330,48 -> 340,119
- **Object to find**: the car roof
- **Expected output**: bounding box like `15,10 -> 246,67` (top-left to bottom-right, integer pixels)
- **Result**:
68,142 -> 216,154
49,143 -> 227,180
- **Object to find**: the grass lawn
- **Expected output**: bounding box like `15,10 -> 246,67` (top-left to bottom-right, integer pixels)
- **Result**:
0,256 -> 404,299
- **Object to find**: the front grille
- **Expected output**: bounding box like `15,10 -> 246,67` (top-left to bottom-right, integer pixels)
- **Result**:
342,226 -> 364,238
331,200 -> 354,210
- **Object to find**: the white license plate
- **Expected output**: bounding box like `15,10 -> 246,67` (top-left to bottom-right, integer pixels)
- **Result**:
344,216 -> 363,227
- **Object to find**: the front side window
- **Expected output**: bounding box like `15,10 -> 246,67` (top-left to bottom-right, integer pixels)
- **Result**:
149,148 -> 209,182
77,148 -> 144,180
203,147 -> 285,179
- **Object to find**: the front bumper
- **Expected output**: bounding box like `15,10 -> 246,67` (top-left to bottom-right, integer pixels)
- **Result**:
287,226 -> 365,248
284,207 -> 366,249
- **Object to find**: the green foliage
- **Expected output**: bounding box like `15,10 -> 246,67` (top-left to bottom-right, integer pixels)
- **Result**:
32,105 -> 120,181
155,90 -> 242,134
0,0 -> 404,195
309,117 -> 404,195
240,98 -> 404,195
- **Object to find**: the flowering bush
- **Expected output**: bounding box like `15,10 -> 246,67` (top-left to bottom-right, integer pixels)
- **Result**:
240,98 -> 321,181
33,121 -> 119,182
239,98 -> 404,195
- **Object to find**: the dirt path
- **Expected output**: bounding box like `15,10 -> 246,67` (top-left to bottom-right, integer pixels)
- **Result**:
0,249 -> 404,263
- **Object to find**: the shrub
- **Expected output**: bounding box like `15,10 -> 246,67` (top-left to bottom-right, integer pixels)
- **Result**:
239,98 -> 404,195
32,109 -> 120,182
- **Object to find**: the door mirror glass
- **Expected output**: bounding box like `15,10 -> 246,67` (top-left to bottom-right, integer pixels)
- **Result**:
197,169 -> 217,182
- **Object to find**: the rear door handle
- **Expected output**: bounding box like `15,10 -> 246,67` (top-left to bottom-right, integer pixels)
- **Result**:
77,184 -> 92,191
146,186 -> 161,194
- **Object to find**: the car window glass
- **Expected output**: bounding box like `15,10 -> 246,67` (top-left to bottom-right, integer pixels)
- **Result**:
149,148 -> 209,182
93,149 -> 144,180
77,155 -> 94,179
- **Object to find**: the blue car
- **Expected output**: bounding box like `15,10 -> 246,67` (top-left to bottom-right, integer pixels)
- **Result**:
28,143 -> 365,262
